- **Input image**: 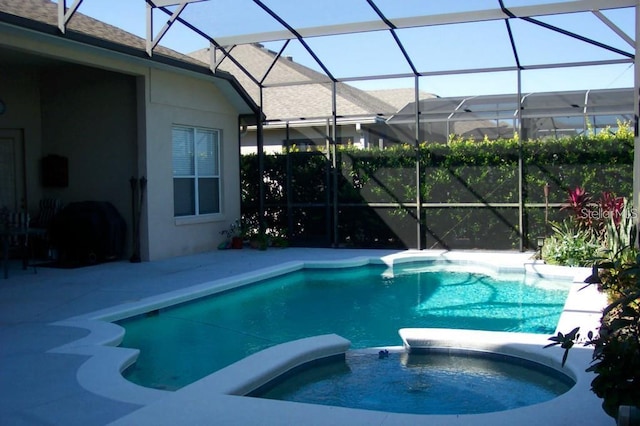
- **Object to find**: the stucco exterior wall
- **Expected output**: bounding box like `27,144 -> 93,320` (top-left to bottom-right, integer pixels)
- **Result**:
0,24 -> 248,262
39,65 -> 137,229
144,68 -> 241,260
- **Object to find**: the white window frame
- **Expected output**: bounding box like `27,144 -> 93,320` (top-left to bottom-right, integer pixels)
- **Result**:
172,125 -> 221,219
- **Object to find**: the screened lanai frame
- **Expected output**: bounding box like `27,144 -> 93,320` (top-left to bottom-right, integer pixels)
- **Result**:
388,88 -> 635,140
133,0 -> 638,250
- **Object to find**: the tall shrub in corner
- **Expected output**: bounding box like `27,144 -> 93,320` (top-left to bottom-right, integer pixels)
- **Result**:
547,253 -> 640,419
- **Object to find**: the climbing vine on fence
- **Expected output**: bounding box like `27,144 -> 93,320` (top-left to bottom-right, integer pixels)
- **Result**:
241,125 -> 633,250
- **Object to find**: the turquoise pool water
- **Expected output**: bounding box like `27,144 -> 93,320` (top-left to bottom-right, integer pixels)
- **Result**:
255,350 -> 574,414
118,262 -> 570,390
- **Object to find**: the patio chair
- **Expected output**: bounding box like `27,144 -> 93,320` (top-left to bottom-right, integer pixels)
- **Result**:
30,198 -> 62,259
2,211 -> 30,278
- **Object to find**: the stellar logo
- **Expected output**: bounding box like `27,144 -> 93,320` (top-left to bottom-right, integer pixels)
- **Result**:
579,206 -> 638,221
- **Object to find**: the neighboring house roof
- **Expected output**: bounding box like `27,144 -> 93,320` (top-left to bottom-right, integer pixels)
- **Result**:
0,0 -> 259,115
366,88 -> 437,111
190,44 -> 398,123
386,88 -> 633,141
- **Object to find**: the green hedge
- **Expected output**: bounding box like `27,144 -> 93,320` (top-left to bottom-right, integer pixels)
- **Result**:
241,128 -> 634,250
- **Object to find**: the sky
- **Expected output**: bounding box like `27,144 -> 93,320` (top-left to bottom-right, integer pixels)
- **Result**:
62,0 -> 635,97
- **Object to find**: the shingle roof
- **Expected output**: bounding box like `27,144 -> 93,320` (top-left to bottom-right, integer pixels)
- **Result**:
0,2 -> 418,122
0,0 -> 203,66
366,88 -> 437,111
190,44 -> 399,122
0,0 -> 259,114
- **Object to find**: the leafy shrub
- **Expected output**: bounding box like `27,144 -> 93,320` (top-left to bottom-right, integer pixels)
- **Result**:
602,198 -> 637,260
589,285 -> 640,417
547,201 -> 639,418
541,219 -> 600,266
548,254 -> 640,419
242,123 -> 634,249
542,185 -> 635,267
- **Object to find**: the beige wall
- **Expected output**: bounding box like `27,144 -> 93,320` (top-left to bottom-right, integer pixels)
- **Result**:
0,62 -> 139,258
39,65 -> 137,222
1,24 -> 247,262
144,68 -> 241,260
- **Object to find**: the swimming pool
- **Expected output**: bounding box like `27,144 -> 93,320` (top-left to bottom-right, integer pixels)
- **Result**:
117,260 -> 570,391
50,249 -> 610,425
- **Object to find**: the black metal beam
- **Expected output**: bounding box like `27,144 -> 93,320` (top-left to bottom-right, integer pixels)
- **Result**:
513,11 -> 634,60
366,0 -> 419,76
260,40 -> 290,85
499,1 -> 523,70
251,0 -> 336,82
155,6 -> 263,87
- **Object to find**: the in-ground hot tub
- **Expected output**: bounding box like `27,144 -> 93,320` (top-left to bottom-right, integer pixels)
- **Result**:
252,330 -> 575,415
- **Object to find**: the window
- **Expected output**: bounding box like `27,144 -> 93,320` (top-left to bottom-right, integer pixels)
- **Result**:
172,126 -> 220,217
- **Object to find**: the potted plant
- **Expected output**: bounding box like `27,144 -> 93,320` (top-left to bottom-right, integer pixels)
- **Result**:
251,232 -> 269,250
219,219 -> 243,249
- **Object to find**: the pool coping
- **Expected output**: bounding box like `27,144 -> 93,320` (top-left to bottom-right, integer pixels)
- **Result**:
48,250 -> 610,425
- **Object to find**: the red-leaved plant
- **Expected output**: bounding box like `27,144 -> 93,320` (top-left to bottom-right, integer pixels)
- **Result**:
562,187 -> 593,229
562,187 -> 625,234
599,191 -> 624,227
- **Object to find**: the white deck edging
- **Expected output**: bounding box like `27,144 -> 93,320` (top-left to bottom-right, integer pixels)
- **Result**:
179,334 -> 350,396
45,250 -> 611,425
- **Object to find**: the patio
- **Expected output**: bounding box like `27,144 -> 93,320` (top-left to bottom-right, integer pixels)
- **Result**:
0,248 -> 610,425
0,248 -> 395,424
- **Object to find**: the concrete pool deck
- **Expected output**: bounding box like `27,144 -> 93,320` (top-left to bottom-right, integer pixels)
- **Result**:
0,248 -> 611,425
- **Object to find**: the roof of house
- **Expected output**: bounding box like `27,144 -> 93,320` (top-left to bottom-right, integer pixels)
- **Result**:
190,44 -> 400,122
0,2 -> 448,125
0,0 -> 259,115
366,88 -> 437,111
0,0 -> 204,64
